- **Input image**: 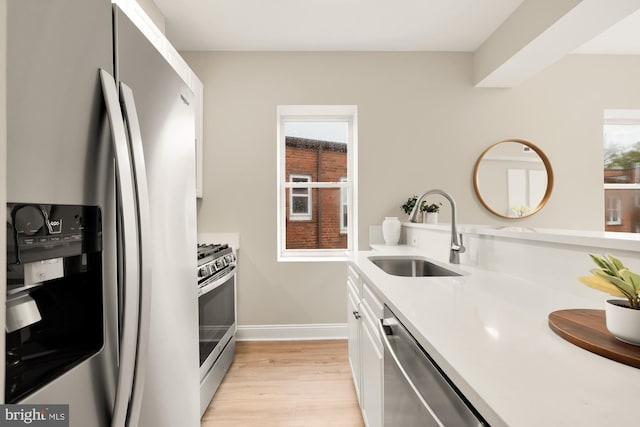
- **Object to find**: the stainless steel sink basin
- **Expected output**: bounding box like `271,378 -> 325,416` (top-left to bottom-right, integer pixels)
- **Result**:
368,256 -> 462,277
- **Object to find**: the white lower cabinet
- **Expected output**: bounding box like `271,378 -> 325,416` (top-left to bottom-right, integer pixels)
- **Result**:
360,309 -> 383,427
347,288 -> 361,400
347,265 -> 383,427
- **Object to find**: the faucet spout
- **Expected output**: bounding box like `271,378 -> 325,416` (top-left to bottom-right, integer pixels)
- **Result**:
408,189 -> 466,264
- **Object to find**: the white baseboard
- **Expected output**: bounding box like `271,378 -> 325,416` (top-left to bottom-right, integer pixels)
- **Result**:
236,323 -> 348,341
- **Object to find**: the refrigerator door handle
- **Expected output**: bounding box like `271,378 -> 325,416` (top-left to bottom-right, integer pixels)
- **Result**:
99,69 -> 141,427
119,82 -> 153,427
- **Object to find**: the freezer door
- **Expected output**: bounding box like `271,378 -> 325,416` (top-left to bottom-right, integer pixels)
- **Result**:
6,1 -> 118,426
7,0 -> 114,206
113,6 -> 199,427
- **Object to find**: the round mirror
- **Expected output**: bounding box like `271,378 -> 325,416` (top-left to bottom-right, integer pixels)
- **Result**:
473,139 -> 553,219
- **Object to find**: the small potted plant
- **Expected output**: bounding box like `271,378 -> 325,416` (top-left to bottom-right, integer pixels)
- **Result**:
421,202 -> 442,224
401,196 -> 420,221
578,253 -> 640,345
401,196 -> 417,215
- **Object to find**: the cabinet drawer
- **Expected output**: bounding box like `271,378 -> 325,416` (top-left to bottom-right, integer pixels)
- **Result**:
347,277 -> 360,300
360,300 -> 382,353
347,264 -> 362,298
347,264 -> 360,282
363,282 -> 383,318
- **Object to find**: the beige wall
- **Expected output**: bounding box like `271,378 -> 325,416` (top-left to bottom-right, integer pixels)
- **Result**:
1,0 -> 7,401
182,51 -> 640,326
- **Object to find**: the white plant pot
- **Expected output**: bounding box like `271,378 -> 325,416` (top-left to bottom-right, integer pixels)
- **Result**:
605,299 -> 640,346
424,212 -> 438,224
382,217 -> 401,246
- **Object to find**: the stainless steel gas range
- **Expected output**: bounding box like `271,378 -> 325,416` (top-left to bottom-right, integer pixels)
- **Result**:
197,243 -> 237,416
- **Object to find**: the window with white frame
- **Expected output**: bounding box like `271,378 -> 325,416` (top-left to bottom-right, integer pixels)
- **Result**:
277,105 -> 357,261
603,110 -> 640,233
289,174 -> 312,220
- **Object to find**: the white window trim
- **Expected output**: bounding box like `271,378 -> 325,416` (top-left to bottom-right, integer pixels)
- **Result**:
604,183 -> 640,190
277,105 -> 358,262
604,109 -> 640,124
289,174 -> 312,220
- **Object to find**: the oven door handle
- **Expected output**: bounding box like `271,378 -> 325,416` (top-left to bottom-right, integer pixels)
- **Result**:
199,267 -> 236,297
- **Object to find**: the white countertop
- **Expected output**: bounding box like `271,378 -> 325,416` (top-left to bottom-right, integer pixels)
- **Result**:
351,247 -> 640,427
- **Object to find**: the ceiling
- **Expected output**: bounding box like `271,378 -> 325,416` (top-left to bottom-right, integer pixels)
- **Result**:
153,0 -> 640,54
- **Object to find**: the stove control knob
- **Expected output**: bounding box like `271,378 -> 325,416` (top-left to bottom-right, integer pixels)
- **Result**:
198,267 -> 208,278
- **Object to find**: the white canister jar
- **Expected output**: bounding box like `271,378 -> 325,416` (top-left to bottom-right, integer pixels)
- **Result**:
382,217 -> 401,245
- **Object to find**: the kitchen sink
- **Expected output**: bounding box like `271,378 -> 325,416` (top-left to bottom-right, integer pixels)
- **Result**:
368,256 -> 463,277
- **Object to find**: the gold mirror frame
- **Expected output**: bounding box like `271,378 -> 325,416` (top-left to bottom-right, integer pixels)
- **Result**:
473,139 -> 554,219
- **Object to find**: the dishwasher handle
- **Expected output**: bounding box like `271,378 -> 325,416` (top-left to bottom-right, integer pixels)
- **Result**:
378,317 -> 446,427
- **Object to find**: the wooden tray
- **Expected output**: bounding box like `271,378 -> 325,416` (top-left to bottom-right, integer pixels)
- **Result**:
548,309 -> 640,369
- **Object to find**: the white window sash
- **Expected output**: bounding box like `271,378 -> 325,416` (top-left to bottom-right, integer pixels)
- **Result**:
276,105 -> 357,261
284,182 -> 348,188
289,174 -> 312,220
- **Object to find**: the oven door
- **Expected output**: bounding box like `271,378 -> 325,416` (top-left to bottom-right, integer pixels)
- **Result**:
198,267 -> 236,380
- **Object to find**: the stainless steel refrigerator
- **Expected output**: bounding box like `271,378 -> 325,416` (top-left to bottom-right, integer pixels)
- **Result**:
5,0 -> 200,426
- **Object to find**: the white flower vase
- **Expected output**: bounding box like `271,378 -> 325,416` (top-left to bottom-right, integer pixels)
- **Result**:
424,212 -> 438,224
605,299 -> 640,346
382,217 -> 401,246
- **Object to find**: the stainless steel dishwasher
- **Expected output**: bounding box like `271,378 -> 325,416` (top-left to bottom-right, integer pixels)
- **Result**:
379,305 -> 489,427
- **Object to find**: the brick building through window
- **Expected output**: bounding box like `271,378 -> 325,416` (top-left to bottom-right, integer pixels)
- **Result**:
604,166 -> 640,233
285,136 -> 347,249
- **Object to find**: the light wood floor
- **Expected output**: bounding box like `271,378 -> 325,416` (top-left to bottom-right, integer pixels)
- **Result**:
201,340 -> 365,427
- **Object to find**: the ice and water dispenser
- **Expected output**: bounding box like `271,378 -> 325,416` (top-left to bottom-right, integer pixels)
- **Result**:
5,203 -> 104,403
